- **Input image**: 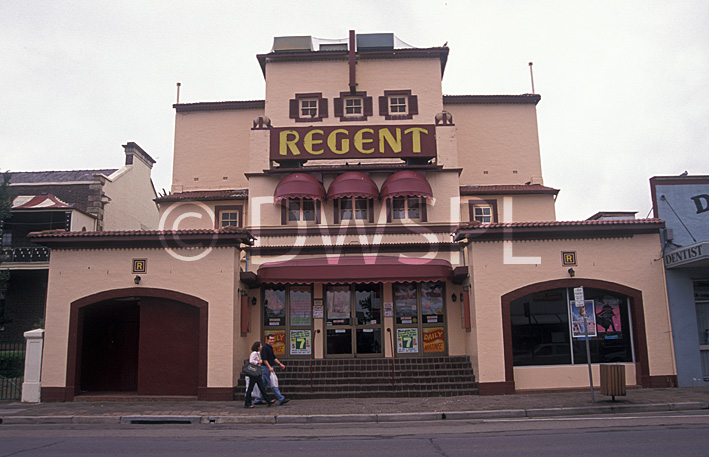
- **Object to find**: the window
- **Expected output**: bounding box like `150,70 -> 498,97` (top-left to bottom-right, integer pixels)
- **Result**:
468,200 -> 498,223
338,197 -> 369,221
263,284 -> 314,357
215,205 -> 243,229
289,93 -> 328,122
393,282 -> 447,355
379,90 -> 419,120
473,205 -> 492,223
511,287 -> 634,367
334,92 -> 373,121
391,196 -> 421,220
287,198 -> 316,222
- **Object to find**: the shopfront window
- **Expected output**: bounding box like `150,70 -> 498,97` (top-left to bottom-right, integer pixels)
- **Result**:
511,287 -> 634,366
263,284 -> 313,357
394,282 -> 447,356
325,283 -> 383,357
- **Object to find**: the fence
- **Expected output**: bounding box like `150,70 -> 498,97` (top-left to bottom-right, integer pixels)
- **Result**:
0,339 -> 25,400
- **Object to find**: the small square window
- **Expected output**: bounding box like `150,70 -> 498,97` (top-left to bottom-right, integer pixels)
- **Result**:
219,211 -> 239,227
474,206 -> 492,223
344,97 -> 363,116
392,197 -> 421,221
300,99 -> 318,118
389,96 -> 407,114
287,198 -> 317,222
339,197 -> 369,221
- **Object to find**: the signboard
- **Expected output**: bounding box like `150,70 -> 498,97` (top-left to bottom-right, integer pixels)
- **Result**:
264,330 -> 286,356
663,241 -> 707,268
397,328 -> 419,354
289,330 -> 312,355
574,287 -> 585,304
571,300 -> 597,338
423,327 -> 445,353
270,124 -> 437,160
313,304 -> 323,319
383,302 -> 393,318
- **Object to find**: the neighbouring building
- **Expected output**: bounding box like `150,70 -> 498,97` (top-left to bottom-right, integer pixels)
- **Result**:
651,174 -> 709,387
0,143 -> 158,340
31,32 -> 677,401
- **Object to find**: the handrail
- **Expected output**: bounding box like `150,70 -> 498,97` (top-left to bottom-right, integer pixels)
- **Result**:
387,327 -> 395,391
310,329 -> 320,393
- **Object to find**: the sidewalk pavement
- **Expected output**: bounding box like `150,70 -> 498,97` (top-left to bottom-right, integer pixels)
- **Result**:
1,387 -> 707,425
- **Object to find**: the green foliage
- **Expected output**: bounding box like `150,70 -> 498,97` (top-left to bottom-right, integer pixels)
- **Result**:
0,350 -> 25,378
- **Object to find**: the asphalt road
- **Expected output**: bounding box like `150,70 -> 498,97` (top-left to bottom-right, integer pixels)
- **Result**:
1,411 -> 708,456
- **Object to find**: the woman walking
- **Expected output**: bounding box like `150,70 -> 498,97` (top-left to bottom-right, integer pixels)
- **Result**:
245,341 -> 275,408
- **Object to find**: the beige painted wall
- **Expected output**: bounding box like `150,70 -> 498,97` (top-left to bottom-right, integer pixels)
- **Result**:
444,103 -> 543,187
41,245 -> 248,391
466,233 -> 674,390
103,156 -> 159,230
172,108 -> 262,192
461,194 -> 557,223
157,199 -> 248,231
69,210 -> 97,232
264,57 -> 444,126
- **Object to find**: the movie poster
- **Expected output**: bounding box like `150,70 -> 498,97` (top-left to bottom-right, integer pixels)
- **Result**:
571,300 -> 597,338
264,330 -> 286,356
423,327 -> 445,353
595,295 -> 623,334
397,328 -> 419,353
289,330 -> 311,355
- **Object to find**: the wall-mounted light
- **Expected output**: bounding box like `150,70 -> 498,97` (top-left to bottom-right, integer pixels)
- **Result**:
134,275 -> 141,285
251,297 -> 257,306
451,293 -> 457,302
567,268 -> 575,278
460,293 -> 464,302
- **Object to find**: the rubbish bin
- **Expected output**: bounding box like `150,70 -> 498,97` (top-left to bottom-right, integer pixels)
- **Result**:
600,364 -> 626,400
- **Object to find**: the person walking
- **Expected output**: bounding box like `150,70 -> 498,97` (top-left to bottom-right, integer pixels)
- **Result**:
261,334 -> 290,405
244,341 -> 275,408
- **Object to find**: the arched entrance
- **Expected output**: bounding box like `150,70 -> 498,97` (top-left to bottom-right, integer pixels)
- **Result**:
500,279 -> 652,392
65,288 -> 208,400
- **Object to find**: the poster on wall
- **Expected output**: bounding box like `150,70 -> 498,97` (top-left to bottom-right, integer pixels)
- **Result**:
289,330 -> 312,355
327,286 -> 351,320
290,286 -> 312,326
423,327 -> 445,353
571,300 -> 597,338
397,328 -> 419,353
264,330 -> 286,356
394,284 -> 417,323
264,288 -> 286,326
421,283 -> 444,316
594,295 -> 623,334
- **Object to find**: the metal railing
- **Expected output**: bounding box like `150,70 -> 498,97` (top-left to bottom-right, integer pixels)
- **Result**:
0,339 -> 25,400
0,246 -> 50,263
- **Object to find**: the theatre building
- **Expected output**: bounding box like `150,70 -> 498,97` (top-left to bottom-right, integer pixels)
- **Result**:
33,32 -> 677,400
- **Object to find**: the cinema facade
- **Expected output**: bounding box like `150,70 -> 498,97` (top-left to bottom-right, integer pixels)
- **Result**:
33,32 -> 677,401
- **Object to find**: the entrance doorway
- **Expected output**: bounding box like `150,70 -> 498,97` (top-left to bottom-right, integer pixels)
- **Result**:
325,284 -> 383,357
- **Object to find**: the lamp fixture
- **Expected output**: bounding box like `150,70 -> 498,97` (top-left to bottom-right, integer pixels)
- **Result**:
134,275 -> 141,285
251,297 -> 257,306
567,268 -> 575,278
451,293 -> 457,302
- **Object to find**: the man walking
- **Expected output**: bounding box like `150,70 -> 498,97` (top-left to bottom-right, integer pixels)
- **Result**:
261,334 -> 290,405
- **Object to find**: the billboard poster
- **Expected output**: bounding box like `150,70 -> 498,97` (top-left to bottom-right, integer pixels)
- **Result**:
571,300 -> 597,338
595,295 -> 623,334
397,328 -> 419,353
264,330 -> 286,356
290,285 -> 312,326
423,327 -> 445,353
289,330 -> 312,355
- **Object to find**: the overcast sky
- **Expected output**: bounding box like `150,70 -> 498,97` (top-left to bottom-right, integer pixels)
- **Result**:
2,0 -> 707,221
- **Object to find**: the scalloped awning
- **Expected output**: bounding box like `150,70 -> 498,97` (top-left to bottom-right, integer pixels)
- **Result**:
257,256 -> 452,284
274,173 -> 326,202
327,172 -> 379,200
380,170 -> 433,200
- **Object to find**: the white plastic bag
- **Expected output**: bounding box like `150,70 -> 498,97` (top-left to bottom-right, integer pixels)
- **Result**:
245,376 -> 261,398
270,371 -> 279,389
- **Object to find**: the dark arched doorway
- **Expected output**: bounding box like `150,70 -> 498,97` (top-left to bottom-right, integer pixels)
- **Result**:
63,288 -> 208,400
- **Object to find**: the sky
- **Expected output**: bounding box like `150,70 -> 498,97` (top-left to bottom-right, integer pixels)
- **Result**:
1,0 -> 707,221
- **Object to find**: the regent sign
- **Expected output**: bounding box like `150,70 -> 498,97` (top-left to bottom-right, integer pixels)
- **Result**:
270,125 -> 437,160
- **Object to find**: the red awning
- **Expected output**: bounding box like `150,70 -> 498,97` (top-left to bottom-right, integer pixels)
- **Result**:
274,173 -> 326,202
12,194 -> 71,209
380,171 -> 433,200
326,172 -> 379,200
257,256 -> 453,284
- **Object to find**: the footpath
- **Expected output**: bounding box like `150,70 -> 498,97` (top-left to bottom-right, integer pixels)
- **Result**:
1,387 -> 707,425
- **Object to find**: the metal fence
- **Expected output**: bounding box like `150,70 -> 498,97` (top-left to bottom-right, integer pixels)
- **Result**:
0,339 -> 25,400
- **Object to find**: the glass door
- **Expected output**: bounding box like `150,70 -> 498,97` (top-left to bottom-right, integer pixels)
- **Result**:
325,283 -> 383,357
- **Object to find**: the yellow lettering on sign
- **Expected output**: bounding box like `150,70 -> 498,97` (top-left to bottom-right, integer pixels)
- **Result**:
565,254 -> 574,263
354,128 -> 374,154
279,130 -> 301,156
379,128 -> 402,154
304,129 -> 324,155
404,127 -> 428,153
328,129 -> 349,155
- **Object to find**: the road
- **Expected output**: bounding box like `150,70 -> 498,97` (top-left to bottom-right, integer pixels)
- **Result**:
1,411 -> 708,456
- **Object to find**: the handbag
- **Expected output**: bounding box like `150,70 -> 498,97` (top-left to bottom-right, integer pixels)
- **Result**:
242,362 -> 261,377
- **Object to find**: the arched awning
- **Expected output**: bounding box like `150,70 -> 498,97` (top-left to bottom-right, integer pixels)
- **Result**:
257,256 -> 453,284
380,170 -> 433,200
274,173 -> 326,202
326,172 -> 379,200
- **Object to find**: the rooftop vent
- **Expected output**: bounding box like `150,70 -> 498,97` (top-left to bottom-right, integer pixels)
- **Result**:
356,33 -> 394,50
272,36 -> 314,53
